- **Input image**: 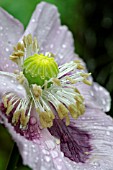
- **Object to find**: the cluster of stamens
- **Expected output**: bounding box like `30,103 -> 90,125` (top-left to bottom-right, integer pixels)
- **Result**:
1,34 -> 91,129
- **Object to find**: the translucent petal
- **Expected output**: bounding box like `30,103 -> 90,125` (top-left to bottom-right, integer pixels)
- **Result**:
0,112 -> 76,170
23,2 -> 76,65
69,108 -> 113,170
1,107 -> 113,170
0,8 -> 24,72
0,72 -> 26,99
76,82 -> 111,112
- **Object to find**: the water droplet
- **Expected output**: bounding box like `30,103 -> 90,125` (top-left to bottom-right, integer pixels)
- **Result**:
11,79 -> 14,83
102,99 -> 106,105
0,26 -> 3,30
44,156 -> 51,162
5,48 -> 9,52
50,150 -> 58,158
42,149 -> 49,155
45,140 -> 55,149
108,126 -> 113,130
90,90 -> 94,96
32,19 -> 36,22
5,64 -> 9,68
62,44 -> 66,48
3,82 -> 6,86
30,116 -> 37,125
50,44 -> 54,49
17,85 -> 23,90
24,144 -> 27,148
59,54 -> 63,59
57,30 -> 60,34
23,151 -> 28,156
106,131 -> 110,136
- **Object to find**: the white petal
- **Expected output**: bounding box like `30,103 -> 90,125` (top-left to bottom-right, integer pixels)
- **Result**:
0,8 -> 24,72
23,2 -> 76,65
1,107 -> 113,170
0,112 -> 76,170
0,72 -> 26,99
76,82 -> 111,112
70,108 -> 113,170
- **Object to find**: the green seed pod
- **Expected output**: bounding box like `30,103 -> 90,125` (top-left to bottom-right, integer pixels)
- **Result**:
23,54 -> 59,86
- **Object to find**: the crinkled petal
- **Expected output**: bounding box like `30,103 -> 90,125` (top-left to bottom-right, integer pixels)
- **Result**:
23,2 -> 76,65
0,8 -> 24,72
1,107 -> 113,170
76,82 -> 111,112
0,112 -> 76,170
69,108 -> 113,170
0,72 -> 26,99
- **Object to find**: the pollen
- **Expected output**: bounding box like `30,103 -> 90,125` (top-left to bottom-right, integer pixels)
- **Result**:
32,84 -> 42,99
20,110 -> 29,128
57,104 -> 69,120
39,110 -> 55,128
12,111 -> 21,125
0,34 -> 92,129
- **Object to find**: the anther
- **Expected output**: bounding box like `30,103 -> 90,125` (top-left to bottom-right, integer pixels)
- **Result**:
32,84 -> 42,99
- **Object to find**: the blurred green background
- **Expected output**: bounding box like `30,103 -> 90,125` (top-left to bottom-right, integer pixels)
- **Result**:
0,0 -> 113,169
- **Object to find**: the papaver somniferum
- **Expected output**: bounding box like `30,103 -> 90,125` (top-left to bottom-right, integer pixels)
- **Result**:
0,2 -> 113,170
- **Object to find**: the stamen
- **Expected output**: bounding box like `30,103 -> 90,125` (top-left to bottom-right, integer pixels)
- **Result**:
3,34 -> 92,129
52,78 -> 61,86
16,72 -> 26,84
11,98 -> 31,129
23,34 -> 39,57
32,84 -> 42,99
43,90 -> 69,124
45,52 -> 55,58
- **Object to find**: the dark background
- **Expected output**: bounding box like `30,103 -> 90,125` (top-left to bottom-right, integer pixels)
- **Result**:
0,0 -> 113,169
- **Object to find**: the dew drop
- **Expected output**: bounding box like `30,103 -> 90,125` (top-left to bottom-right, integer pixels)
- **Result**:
106,131 -> 110,136
57,165 -> 62,170
62,44 -> 66,48
50,44 -> 54,49
42,149 -> 50,155
44,156 -> 51,162
17,85 -> 23,90
90,90 -> 94,96
5,48 -> 9,52
102,99 -> 106,105
5,64 -> 9,68
3,82 -> 6,86
23,151 -> 28,156
0,26 -> 3,30
59,54 -> 63,59
30,116 -> 37,125
32,19 -> 36,22
50,150 -> 58,158
45,140 -> 55,149
108,126 -> 113,130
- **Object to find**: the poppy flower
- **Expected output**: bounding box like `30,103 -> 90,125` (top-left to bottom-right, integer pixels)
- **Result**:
0,2 -> 113,170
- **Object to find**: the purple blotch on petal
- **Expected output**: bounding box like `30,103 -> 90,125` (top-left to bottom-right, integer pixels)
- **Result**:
49,118 -> 92,163
0,102 -> 40,140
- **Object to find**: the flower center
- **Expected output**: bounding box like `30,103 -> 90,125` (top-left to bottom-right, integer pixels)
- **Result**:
1,34 -> 91,129
23,54 -> 59,86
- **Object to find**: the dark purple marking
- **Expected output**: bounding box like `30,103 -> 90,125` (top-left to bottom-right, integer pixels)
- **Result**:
48,118 -> 92,163
0,102 -> 40,140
